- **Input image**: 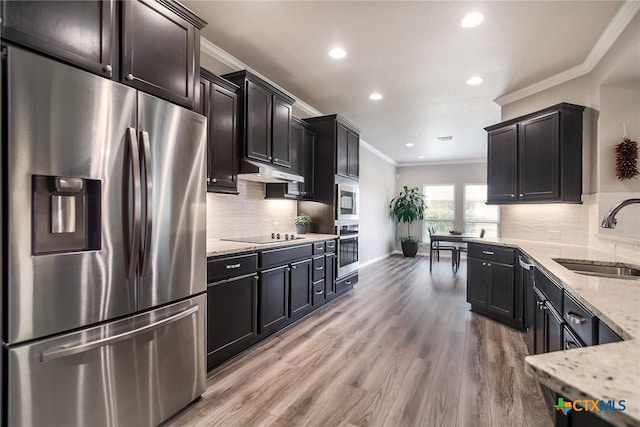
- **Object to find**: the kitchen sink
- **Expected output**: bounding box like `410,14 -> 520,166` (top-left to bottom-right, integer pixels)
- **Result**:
552,258 -> 640,280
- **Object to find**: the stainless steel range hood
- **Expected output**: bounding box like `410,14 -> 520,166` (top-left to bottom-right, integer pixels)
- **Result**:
237,159 -> 304,184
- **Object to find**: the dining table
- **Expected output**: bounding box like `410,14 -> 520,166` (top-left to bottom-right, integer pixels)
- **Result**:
429,232 -> 480,273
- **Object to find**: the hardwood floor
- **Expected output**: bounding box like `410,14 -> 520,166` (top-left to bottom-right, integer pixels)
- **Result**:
167,255 -> 552,427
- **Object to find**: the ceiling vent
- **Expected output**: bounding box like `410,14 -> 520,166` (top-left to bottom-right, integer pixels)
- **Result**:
436,136 -> 454,142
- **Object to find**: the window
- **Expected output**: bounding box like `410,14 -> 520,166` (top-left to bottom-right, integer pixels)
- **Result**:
464,184 -> 499,239
423,185 -> 455,235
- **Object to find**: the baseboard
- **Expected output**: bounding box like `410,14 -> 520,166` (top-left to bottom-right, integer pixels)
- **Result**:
360,251 -> 395,268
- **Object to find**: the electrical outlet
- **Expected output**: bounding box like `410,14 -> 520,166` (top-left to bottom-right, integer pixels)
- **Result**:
548,230 -> 561,240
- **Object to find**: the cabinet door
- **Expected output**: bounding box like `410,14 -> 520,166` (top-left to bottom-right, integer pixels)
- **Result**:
196,77 -> 210,183
487,125 -> 518,203
285,121 -> 303,196
272,95 -> 292,168
245,80 -> 272,162
336,123 -> 349,176
518,112 -> 560,201
546,305 -> 564,353
121,0 -> 197,108
324,253 -> 336,300
466,257 -> 488,307
259,266 -> 288,335
206,274 -> 258,369
1,0 -> 115,78
487,263 -> 515,318
300,128 -> 315,198
209,83 -> 239,193
347,130 -> 359,178
289,259 -> 312,318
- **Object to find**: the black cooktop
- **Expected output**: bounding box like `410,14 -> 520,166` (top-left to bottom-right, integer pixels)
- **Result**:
221,234 -> 304,244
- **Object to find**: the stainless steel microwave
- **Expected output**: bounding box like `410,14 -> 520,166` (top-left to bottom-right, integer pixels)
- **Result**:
337,183 -> 359,220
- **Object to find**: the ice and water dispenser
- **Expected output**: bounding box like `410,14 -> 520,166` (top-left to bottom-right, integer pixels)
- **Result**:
32,175 -> 101,254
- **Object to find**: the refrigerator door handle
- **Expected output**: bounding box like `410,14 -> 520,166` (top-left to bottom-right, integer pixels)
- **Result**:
40,304 -> 199,363
125,128 -> 142,278
140,131 -> 153,276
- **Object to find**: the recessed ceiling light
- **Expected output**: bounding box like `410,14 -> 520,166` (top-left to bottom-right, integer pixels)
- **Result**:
419,156 -> 425,159
436,136 -> 453,142
369,93 -> 383,100
405,143 -> 414,147
466,76 -> 484,85
329,47 -> 347,59
461,12 -> 484,28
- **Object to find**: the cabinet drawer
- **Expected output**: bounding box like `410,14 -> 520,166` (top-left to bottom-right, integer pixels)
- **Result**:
336,272 -> 357,295
325,240 -> 336,254
313,256 -> 325,281
534,268 -> 563,313
208,254 -> 258,283
564,292 -> 597,346
261,244 -> 312,269
468,244 -> 514,265
312,279 -> 325,306
313,241 -> 325,255
599,322 -> 623,344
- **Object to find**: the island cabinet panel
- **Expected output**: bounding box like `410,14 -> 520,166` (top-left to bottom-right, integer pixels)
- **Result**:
2,0 -> 206,108
467,243 -> 521,329
485,103 -> 584,204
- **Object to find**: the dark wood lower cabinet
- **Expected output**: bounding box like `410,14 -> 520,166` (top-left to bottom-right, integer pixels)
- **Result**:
259,265 -> 289,335
324,253 -> 336,301
289,259 -> 312,320
206,273 -> 258,370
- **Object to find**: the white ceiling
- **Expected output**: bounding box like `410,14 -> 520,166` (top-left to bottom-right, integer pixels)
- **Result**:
183,1 -> 625,165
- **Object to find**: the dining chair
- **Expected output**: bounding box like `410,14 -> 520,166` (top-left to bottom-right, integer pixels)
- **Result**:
429,227 -> 458,272
454,228 -> 485,271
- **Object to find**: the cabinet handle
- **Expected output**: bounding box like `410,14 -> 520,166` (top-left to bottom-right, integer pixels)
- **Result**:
487,263 -> 491,267
254,276 -> 259,281
268,156 -> 272,160
206,178 -> 211,183
126,73 -> 135,81
482,262 -> 486,266
565,341 -> 580,350
510,194 -> 515,198
482,250 -> 494,255
212,178 -> 217,183
225,263 -> 241,269
519,193 -> 524,197
315,290 -> 323,295
315,266 -> 324,270
274,158 -> 279,161
567,312 -> 586,325
292,265 -> 297,270
345,280 -> 352,285
286,267 -> 290,272
103,64 -> 112,75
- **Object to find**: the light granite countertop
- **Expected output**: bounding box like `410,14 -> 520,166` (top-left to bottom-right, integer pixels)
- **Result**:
478,237 -> 640,426
206,233 -> 338,257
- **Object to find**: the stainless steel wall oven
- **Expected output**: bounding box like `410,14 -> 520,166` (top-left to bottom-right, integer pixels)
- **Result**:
337,222 -> 359,277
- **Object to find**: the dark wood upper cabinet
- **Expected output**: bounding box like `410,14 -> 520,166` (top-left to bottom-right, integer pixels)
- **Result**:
485,103 -> 584,204
347,129 -> 359,178
1,0 -> 116,77
200,69 -> 240,194
222,70 -> 295,168
121,0 -> 205,109
2,0 -> 206,109
304,114 -> 360,180
265,117 -> 316,200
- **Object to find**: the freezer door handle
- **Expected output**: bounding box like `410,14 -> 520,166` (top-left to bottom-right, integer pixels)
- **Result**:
40,304 -> 199,363
125,128 -> 142,278
140,131 -> 153,276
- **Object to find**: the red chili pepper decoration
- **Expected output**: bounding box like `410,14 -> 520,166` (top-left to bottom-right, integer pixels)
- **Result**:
615,138 -> 639,180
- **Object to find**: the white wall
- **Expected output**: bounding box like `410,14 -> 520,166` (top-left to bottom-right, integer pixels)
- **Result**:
395,162 -> 487,250
499,11 -> 640,261
359,145 -> 397,266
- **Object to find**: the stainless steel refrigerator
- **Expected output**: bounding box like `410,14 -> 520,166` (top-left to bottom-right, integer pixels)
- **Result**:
2,46 -> 207,426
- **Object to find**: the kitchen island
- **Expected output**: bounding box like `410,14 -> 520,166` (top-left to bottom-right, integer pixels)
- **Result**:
477,237 -> 640,426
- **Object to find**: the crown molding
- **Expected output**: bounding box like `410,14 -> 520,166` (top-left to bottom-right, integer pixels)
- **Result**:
360,140 -> 397,166
398,158 -> 486,167
494,1 -> 640,106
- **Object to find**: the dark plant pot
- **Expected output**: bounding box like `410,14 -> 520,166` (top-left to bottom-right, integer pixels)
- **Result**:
296,224 -> 308,234
401,241 -> 419,257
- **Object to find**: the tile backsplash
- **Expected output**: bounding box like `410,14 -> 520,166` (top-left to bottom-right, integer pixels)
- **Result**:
206,180 -> 297,241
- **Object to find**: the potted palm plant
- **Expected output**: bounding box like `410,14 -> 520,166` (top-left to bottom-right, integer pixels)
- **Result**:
390,186 -> 427,257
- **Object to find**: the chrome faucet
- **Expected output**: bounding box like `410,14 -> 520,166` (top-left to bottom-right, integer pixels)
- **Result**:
600,198 -> 640,229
